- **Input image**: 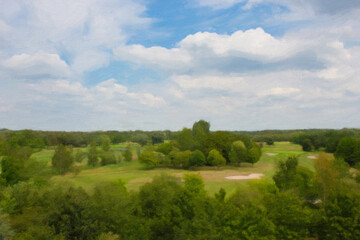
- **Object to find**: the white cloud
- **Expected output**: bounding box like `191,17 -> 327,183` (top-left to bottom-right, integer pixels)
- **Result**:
4,52 -> 71,78
114,44 -> 192,70
179,28 -> 302,61
173,75 -> 244,91
27,78 -> 165,108
0,0 -> 151,73
260,87 -> 300,96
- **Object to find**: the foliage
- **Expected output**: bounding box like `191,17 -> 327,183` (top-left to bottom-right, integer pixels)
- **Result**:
229,140 -> 247,165
1,147 -> 43,185
123,145 -> 133,162
314,153 -> 339,205
176,128 -> 196,151
189,150 -> 206,167
207,149 -> 226,166
335,136 -> 360,166
302,138 -> 312,152
139,151 -> 160,168
88,142 -> 99,167
100,151 -> 116,166
265,138 -> 274,145
156,142 -> 173,155
51,144 -> 74,175
132,133 -> 149,146
172,150 -> 192,168
101,135 -> 112,152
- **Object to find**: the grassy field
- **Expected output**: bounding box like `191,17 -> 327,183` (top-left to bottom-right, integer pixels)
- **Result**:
34,142 -> 328,196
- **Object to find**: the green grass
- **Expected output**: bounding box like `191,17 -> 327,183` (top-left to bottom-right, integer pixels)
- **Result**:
30,142 -> 331,196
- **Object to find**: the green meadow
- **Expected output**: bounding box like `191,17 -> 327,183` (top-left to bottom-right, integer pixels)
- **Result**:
29,142 -> 329,196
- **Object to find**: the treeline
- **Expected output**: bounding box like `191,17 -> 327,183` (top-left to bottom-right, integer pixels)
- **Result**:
2,127 -> 360,149
139,120 -> 261,168
1,153 -> 360,239
0,129 -> 170,149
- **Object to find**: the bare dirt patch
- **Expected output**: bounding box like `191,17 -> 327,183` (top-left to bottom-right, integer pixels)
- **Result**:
225,173 -> 264,180
307,155 -> 317,159
265,152 -> 278,156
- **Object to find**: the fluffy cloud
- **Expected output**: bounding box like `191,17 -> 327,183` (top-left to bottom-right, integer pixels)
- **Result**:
3,52 -> 71,79
172,75 -> 244,91
0,0 -> 151,73
114,27 -> 348,77
28,78 -> 165,108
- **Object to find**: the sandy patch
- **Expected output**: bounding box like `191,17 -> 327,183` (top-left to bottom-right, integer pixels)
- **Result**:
307,155 -> 317,159
225,173 -> 264,180
265,152 -> 278,156
129,178 -> 152,184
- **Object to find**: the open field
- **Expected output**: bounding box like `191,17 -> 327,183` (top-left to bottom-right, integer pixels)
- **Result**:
34,142 -> 329,196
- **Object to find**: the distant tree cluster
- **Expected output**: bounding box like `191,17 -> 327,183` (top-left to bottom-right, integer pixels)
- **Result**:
291,129 -> 359,152
139,120 -> 262,169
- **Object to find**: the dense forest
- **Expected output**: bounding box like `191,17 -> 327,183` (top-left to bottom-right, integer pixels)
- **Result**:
1,122 -> 360,239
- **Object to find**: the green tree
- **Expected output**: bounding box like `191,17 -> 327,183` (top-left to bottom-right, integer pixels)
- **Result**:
123,145 -> 132,162
314,153 -> 339,205
273,156 -> 298,190
189,150 -> 206,167
0,147 -> 36,185
156,142 -> 173,155
247,142 -> 262,165
100,151 -> 116,166
132,133 -> 149,146
139,151 -> 159,168
88,142 -> 99,167
335,136 -> 360,166
229,140 -> 247,165
192,120 -> 210,136
207,149 -> 226,166
52,144 -> 74,175
204,131 -> 237,161
265,138 -> 274,145
302,138 -> 312,152
177,128 -> 196,151
101,135 -> 112,152
192,120 -> 210,152
172,150 -> 192,168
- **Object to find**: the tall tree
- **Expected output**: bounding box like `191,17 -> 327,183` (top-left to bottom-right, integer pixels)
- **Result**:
123,145 -> 132,162
88,142 -> 99,167
229,140 -> 247,165
52,144 -> 74,175
314,153 -> 339,205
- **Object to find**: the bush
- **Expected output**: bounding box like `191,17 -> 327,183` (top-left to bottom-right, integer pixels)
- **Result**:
189,150 -> 206,167
207,149 -> 226,166
123,145 -> 132,162
100,152 -> 116,166
265,138 -> 274,145
139,151 -> 159,168
302,139 -> 312,152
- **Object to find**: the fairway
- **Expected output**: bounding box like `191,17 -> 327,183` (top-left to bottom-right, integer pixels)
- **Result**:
45,142 -> 325,196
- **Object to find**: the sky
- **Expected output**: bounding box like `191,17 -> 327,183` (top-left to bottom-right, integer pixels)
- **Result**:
0,0 -> 360,131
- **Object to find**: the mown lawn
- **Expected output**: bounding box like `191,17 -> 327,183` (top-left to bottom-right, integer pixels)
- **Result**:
44,142 -> 329,196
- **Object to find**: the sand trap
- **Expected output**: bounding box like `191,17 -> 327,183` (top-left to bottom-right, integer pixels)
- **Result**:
225,173 -> 264,180
266,152 -> 277,156
307,155 -> 317,159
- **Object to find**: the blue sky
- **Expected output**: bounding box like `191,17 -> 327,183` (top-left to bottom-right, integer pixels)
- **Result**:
0,0 -> 360,131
